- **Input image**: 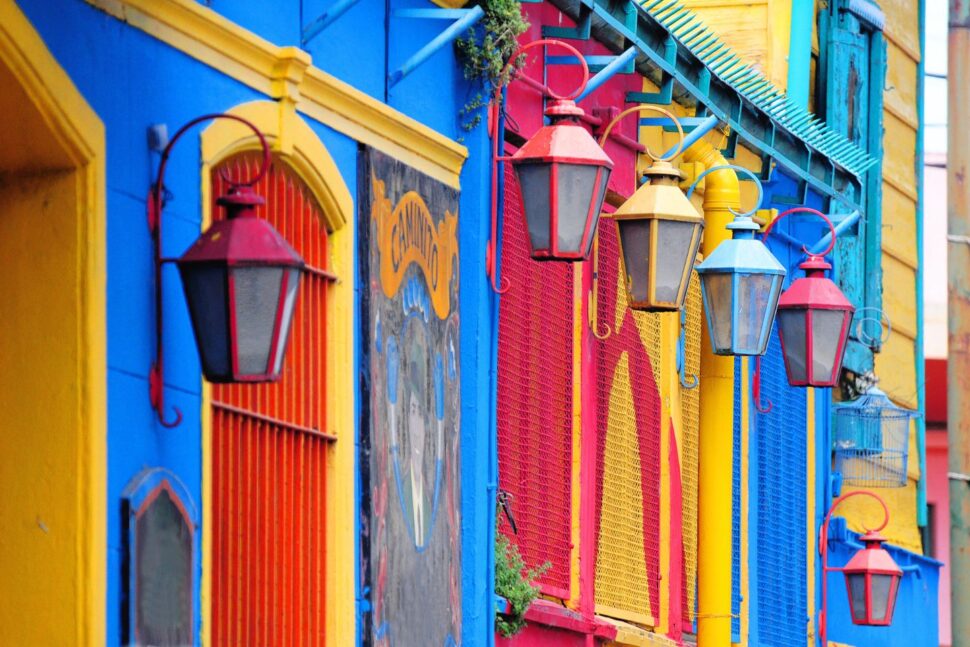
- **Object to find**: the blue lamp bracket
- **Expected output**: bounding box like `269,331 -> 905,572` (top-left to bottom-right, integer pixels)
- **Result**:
302,0 -> 361,46
387,6 -> 485,88
677,306 -> 698,389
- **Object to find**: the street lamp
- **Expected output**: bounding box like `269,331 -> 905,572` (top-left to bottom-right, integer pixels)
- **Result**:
599,106 -> 703,311
690,165 -> 786,355
148,114 -> 305,427
763,208 -> 855,387
819,490 -> 904,644
486,39 -> 614,292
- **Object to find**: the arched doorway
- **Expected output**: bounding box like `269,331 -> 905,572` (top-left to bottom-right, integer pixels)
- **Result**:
0,1 -> 106,644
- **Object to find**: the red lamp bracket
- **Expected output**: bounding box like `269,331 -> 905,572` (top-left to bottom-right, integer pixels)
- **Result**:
147,113 -> 270,428
487,39 -> 591,295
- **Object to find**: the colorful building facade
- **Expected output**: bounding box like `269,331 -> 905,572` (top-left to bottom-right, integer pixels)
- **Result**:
0,0 -> 940,646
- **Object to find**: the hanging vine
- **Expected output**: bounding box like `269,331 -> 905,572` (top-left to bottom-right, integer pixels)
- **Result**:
455,0 -> 530,134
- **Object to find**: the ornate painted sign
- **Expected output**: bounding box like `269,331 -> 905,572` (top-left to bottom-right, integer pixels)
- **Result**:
360,147 -> 462,647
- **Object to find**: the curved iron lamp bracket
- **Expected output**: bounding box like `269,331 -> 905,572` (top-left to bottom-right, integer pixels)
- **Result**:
147,113 -> 270,428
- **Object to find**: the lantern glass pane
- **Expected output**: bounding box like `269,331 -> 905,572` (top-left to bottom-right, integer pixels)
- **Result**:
618,219 -> 651,304
556,164 -> 601,253
812,309 -> 850,383
871,574 -> 895,621
847,573 -> 868,622
778,309 -> 808,382
736,273 -> 777,353
656,220 -> 699,304
701,273 -> 734,352
271,269 -> 302,376
515,163 -> 551,250
179,264 -> 230,379
231,266 -> 284,376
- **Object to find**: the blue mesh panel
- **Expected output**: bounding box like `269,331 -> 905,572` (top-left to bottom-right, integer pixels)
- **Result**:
732,359 -> 741,641
755,332 -> 808,645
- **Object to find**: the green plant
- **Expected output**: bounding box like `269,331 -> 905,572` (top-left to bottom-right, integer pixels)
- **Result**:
494,531 -> 549,637
455,0 -> 530,134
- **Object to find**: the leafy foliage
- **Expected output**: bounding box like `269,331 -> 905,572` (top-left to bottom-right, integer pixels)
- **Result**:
455,0 -> 530,133
494,531 -> 549,638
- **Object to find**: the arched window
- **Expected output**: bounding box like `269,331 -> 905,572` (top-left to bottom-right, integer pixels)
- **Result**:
210,152 -> 335,646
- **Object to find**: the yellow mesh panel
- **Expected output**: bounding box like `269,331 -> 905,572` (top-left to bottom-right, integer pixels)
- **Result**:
596,352 -> 653,624
681,272 -> 702,622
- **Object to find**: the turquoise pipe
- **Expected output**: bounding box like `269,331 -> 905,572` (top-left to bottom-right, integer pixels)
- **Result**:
787,0 -> 814,108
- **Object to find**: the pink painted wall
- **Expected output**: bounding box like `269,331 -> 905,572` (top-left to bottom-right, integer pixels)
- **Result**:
926,358 -> 950,645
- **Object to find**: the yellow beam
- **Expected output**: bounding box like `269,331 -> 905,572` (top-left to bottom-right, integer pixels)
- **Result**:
684,138 -> 740,647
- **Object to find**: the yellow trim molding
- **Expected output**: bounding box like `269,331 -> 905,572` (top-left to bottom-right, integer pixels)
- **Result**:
86,0 -> 467,188
0,0 -> 107,644
199,100 -> 356,646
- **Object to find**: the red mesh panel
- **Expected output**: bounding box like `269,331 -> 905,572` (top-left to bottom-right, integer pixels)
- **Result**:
497,164 -> 574,598
212,153 -> 332,646
593,221 -> 662,621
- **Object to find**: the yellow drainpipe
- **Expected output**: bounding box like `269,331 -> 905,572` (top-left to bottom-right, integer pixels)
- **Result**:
683,139 -> 739,647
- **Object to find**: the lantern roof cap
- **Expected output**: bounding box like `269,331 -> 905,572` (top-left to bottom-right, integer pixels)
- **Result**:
613,164 -> 703,223
778,267 -> 854,311
843,530 -> 903,575
833,387 -> 920,419
545,99 -> 585,119
511,121 -> 614,169
217,186 -> 265,210
799,255 -> 831,272
179,214 -> 304,267
696,225 -> 786,276
642,160 -> 686,180
725,215 -> 760,232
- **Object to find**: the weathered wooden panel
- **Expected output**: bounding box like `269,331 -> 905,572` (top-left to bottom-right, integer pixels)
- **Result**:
885,42 -> 919,126
882,182 -> 918,267
881,111 -> 918,196
880,0 -> 922,60
874,330 -> 918,409
881,255 -> 918,335
359,147 -> 462,646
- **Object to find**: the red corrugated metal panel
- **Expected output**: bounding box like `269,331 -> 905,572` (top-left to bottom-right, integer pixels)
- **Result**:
496,164 -> 574,598
593,221 -> 662,622
212,153 -> 332,646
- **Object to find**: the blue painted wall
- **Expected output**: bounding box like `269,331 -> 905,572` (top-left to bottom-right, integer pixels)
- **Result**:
15,1 -> 491,645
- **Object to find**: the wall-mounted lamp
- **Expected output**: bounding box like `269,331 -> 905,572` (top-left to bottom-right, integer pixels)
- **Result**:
148,114 -> 305,427
689,165 -> 785,356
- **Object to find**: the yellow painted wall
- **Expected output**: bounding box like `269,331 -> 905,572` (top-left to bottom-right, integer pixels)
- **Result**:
0,2 -> 107,643
679,0 -> 791,89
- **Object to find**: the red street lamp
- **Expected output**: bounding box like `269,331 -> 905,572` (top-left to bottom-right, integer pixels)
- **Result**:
819,490 -> 904,645
148,114 -> 305,427
763,208 -> 855,387
486,39 -> 614,292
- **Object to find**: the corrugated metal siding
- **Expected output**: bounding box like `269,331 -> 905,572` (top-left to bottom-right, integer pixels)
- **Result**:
754,333 -> 808,646
681,273 -> 702,626
593,221 -> 663,625
212,154 -> 332,647
496,165 -> 574,597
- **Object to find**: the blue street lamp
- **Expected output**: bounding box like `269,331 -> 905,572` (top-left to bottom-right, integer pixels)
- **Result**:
689,165 -> 786,356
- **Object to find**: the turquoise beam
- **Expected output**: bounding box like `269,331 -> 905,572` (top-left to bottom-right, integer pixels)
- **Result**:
788,0 -> 814,108
388,6 -> 484,87
301,0 -> 361,45
576,47 -> 638,101
662,114 -> 720,157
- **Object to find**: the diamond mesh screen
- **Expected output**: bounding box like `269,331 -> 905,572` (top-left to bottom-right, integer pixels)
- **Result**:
593,222 -> 663,625
497,165 -> 574,598
755,332 -> 808,646
680,272 -> 701,626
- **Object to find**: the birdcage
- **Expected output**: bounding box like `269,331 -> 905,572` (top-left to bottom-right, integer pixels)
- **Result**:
832,387 -> 918,488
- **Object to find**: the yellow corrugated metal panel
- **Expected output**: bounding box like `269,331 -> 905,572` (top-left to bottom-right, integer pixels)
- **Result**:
881,255 -> 918,333
678,2 -> 769,74
885,43 -> 919,127
681,273 -> 702,624
881,111 -> 918,196
879,0 -> 921,60
874,332 -> 918,409
882,183 -> 918,267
